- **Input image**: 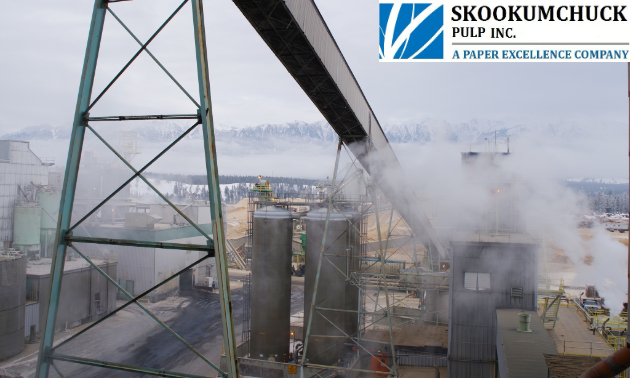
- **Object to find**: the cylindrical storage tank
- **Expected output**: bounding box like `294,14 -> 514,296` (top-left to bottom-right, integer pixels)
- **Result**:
250,206 -> 293,361
13,205 -> 41,259
304,207 -> 360,365
38,189 -> 60,258
38,190 -> 60,230
0,255 -> 27,360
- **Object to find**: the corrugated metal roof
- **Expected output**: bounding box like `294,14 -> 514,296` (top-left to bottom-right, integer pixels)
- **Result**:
496,309 -> 558,378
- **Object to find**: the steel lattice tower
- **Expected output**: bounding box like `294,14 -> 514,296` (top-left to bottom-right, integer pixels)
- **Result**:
34,0 -> 239,377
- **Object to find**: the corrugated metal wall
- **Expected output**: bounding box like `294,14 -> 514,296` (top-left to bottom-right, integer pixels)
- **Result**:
114,245 -> 155,296
154,248 -> 193,295
24,302 -> 39,337
109,235 -> 209,299
398,354 -> 448,367
34,262 -> 118,333
448,242 -> 538,378
0,141 -> 48,246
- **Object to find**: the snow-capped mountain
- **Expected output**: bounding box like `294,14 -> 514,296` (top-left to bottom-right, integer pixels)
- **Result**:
1,117 -> 620,146
2,124 -> 72,141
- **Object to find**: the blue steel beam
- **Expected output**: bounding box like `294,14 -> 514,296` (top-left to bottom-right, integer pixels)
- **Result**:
87,114 -> 199,121
48,354 -> 210,378
66,235 -> 214,252
35,0 -> 108,376
191,0 -> 239,376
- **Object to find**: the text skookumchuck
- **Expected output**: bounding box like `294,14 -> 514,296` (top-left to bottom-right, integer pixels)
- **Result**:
451,5 -> 627,22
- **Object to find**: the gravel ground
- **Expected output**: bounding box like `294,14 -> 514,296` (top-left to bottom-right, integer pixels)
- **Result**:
0,272 -> 306,378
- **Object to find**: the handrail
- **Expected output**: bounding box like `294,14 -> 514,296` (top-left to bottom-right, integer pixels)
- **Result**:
560,340 -> 616,357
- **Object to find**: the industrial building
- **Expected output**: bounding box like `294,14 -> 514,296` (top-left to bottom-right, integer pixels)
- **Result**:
0,138 -> 220,362
70,196 -> 224,299
448,236 -> 539,376
26,257 -> 118,335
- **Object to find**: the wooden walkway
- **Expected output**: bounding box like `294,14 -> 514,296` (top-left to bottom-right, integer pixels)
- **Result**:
547,304 -> 614,357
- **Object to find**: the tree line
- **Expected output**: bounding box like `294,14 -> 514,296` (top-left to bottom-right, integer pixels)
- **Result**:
145,172 -> 318,186
586,191 -> 629,214
144,174 -> 318,204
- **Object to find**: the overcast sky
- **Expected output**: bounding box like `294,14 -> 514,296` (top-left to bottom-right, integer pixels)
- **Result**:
1,0 -> 628,134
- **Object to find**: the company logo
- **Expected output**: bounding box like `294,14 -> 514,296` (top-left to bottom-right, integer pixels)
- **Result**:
379,3 -> 444,60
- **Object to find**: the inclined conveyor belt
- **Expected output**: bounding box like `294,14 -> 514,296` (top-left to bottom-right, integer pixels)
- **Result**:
232,0 -> 447,260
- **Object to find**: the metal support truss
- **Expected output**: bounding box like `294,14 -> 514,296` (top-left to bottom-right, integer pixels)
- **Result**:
35,0 -> 239,376
300,140 -> 404,376
303,140 -> 343,363
296,145 -> 445,376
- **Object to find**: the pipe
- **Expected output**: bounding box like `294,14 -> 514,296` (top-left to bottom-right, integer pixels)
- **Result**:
579,347 -> 630,378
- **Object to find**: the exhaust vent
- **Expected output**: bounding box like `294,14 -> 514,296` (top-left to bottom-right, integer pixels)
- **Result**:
517,313 -> 532,332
